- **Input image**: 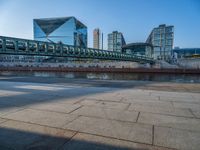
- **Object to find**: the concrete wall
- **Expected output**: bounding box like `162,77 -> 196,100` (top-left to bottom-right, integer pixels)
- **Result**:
0,55 -> 152,69
0,60 -> 151,69
177,58 -> 200,69
152,60 -> 179,69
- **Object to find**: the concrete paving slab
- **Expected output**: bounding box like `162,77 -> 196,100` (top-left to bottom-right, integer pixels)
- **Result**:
64,116 -> 153,144
192,111 -> 200,119
2,108 -> 78,128
173,102 -> 200,112
118,89 -> 151,96
0,79 -> 200,149
128,104 -> 194,117
138,112 -> 200,132
0,118 -> 7,124
50,86 -> 114,99
0,107 -> 25,117
28,102 -> 82,114
192,94 -> 200,101
154,126 -> 200,150
54,97 -> 84,104
71,106 -> 139,122
127,101 -> 173,107
159,96 -> 200,103
62,132 -> 172,150
84,92 -> 122,102
122,95 -> 159,102
150,91 -> 193,99
0,120 -> 75,150
79,99 -> 130,110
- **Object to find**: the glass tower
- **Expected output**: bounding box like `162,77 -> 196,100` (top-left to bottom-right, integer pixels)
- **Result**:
33,17 -> 87,48
108,31 -> 126,52
146,24 -> 174,61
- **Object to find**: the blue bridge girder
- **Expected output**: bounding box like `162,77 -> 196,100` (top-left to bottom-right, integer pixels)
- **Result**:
0,36 -> 155,64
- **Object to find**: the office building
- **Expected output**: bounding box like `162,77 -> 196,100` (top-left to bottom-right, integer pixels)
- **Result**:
33,16 -> 87,47
93,28 -> 101,49
108,31 -> 126,52
122,42 -> 153,58
146,24 -> 174,61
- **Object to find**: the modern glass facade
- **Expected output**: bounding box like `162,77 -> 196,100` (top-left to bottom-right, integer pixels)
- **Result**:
146,24 -> 174,61
108,31 -> 126,52
93,28 -> 101,49
33,17 -> 87,48
122,43 -> 153,58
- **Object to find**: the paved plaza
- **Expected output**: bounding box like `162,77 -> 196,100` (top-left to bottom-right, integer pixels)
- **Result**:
0,76 -> 200,150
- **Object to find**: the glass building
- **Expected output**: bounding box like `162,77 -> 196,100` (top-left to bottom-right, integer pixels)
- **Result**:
146,24 -> 174,61
122,43 -> 153,58
33,17 -> 87,48
108,31 -> 126,52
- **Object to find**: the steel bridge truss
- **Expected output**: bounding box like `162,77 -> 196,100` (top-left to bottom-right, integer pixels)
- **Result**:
0,36 -> 155,64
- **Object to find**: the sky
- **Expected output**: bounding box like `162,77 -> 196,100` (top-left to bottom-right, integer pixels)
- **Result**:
0,0 -> 200,49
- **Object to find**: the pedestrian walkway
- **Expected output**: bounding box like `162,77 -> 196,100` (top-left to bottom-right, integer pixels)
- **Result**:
0,78 -> 200,150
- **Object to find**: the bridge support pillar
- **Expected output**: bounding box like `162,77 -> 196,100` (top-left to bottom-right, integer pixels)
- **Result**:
2,38 -> 6,51
14,40 -> 18,51
26,41 -> 29,52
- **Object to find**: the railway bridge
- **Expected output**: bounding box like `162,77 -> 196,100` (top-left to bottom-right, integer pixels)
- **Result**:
0,36 -> 155,64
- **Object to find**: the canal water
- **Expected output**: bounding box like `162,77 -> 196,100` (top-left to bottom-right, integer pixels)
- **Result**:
0,71 -> 200,83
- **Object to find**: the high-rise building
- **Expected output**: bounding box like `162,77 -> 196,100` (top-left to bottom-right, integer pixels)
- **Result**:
146,24 -> 174,60
93,28 -> 101,49
108,31 -> 126,52
33,16 -> 87,48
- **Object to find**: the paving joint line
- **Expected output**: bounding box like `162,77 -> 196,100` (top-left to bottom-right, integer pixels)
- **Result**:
124,102 -> 131,110
61,115 -> 81,128
68,105 -> 83,114
58,131 -> 78,149
188,108 -> 198,118
73,98 -> 85,104
136,112 -> 140,122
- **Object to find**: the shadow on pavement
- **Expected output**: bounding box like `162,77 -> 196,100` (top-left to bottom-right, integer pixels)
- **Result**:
0,126 -> 149,150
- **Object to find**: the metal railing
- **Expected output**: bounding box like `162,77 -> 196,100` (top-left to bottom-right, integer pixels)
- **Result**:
0,36 -> 155,64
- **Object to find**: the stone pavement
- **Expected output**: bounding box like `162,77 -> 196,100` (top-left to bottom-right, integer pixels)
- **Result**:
0,77 -> 200,150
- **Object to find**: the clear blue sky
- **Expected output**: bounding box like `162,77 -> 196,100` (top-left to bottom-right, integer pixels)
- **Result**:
0,0 -> 200,49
